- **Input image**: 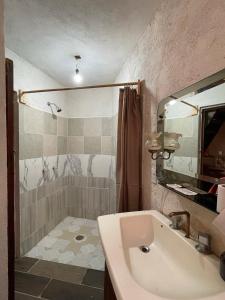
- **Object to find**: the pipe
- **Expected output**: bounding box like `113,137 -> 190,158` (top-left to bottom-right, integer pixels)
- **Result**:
18,81 -> 141,104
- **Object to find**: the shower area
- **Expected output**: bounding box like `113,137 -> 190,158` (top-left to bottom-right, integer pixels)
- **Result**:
18,86 -> 118,271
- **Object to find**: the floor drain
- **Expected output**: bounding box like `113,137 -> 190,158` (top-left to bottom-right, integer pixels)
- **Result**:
139,245 -> 150,253
75,234 -> 85,241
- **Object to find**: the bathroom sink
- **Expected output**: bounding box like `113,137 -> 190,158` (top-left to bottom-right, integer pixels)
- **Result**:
98,210 -> 225,300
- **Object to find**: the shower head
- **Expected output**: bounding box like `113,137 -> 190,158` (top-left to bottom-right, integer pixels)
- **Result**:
47,102 -> 62,114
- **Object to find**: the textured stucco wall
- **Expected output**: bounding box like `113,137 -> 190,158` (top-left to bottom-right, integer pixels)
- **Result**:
0,0 -> 8,299
115,0 -> 225,255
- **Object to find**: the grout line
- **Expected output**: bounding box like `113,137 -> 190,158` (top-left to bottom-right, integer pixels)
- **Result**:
14,291 -> 47,299
27,258 -> 41,273
40,278 -> 53,298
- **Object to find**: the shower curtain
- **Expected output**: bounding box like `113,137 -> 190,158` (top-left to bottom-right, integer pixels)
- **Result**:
116,87 -> 143,212
104,87 -> 143,300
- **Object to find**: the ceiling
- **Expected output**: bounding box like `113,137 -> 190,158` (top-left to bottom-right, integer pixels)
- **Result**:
5,0 -> 161,86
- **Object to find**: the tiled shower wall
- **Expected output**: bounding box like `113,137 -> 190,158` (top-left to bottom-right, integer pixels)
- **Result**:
19,104 -> 69,254
19,104 -> 117,255
66,116 -> 117,220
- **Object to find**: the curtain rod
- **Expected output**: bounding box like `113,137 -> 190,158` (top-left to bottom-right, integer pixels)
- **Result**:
18,80 -> 141,104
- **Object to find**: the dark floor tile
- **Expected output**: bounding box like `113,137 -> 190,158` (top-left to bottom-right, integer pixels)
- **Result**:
82,269 -> 104,289
15,257 -> 39,272
42,279 -> 104,300
15,271 -> 50,297
15,292 -> 44,300
29,259 -> 87,284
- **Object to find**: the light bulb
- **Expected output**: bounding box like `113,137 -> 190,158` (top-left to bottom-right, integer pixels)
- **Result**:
74,68 -> 83,83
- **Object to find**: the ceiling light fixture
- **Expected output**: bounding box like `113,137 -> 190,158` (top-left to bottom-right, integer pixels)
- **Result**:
73,55 -> 83,84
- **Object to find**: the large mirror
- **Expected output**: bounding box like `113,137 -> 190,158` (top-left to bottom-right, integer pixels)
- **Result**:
157,69 -> 225,212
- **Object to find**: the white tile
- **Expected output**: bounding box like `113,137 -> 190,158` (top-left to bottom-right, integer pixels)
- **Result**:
37,236 -> 58,248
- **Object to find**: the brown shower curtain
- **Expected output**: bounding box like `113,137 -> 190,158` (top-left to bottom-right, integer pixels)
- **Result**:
116,87 -> 143,212
104,87 -> 142,300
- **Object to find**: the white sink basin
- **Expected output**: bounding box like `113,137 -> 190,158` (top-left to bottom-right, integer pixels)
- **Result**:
98,210 -> 225,300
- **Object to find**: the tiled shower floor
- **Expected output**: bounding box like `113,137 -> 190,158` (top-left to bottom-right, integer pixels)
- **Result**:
26,217 -> 105,271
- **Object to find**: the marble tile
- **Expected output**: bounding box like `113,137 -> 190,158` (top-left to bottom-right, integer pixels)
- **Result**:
84,137 -> 101,154
91,155 -> 113,178
101,136 -> 113,155
68,136 -> 84,154
57,136 -> 67,155
26,217 -> 105,271
43,135 -> 57,156
67,154 -> 85,176
68,118 -> 84,136
84,118 -> 102,136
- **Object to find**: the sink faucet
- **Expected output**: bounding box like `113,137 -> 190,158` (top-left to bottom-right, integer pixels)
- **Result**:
168,211 -> 190,238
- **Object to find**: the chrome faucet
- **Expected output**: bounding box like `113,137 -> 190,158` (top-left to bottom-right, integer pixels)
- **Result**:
195,232 -> 211,254
168,211 -> 190,238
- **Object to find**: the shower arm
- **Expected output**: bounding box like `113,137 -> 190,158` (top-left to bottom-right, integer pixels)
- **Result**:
18,80 -> 141,105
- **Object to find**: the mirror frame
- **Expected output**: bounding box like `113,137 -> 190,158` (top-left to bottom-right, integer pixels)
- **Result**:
157,69 -> 225,213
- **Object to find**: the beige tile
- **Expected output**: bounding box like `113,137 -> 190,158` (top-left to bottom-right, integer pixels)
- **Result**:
57,136 -> 67,155
84,118 -> 102,136
23,105 -> 44,134
43,135 -> 57,156
69,175 -> 87,187
19,133 -> 43,159
85,188 -> 110,219
101,136 -> 113,155
68,118 -> 84,136
67,187 -> 86,218
102,117 -> 112,136
44,113 -> 57,135
68,136 -> 84,154
88,177 -> 112,188
84,136 -> 101,154
57,117 -> 68,136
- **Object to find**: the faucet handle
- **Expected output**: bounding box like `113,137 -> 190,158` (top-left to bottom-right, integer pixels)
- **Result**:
195,232 -> 211,254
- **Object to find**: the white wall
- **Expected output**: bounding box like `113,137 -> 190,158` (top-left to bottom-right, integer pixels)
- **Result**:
6,48 -> 115,118
0,0 -> 8,298
66,88 -> 113,118
5,48 -> 68,117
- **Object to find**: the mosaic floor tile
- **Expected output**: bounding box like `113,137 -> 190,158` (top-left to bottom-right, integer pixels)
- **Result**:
26,217 -> 105,270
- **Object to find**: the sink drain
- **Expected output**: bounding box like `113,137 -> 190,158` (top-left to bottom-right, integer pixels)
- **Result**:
139,245 -> 150,253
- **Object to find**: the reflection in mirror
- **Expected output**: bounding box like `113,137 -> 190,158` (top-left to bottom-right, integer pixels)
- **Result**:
201,105 -> 225,179
157,69 -> 225,212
